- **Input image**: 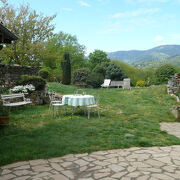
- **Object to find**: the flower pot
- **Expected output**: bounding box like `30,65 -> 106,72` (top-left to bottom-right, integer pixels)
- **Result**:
0,116 -> 9,125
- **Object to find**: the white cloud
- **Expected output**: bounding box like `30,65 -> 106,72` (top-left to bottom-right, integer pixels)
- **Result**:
110,8 -> 160,18
154,35 -> 164,41
61,8 -> 72,12
79,1 -> 91,7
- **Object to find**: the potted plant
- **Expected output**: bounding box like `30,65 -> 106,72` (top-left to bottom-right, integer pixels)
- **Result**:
0,105 -> 9,125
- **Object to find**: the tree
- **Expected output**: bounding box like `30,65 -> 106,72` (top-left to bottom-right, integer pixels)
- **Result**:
155,64 -> 176,84
106,63 -> 127,80
43,32 -> 86,72
61,53 -> 71,85
89,50 -> 110,69
92,62 -> 110,78
0,0 -> 56,65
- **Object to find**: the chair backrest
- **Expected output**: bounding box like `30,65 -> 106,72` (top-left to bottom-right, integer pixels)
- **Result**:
74,89 -> 86,95
48,92 -> 56,101
94,95 -> 100,105
123,78 -> 131,89
104,79 -> 111,86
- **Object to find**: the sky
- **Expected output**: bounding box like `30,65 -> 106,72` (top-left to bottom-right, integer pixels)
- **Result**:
7,0 -> 180,54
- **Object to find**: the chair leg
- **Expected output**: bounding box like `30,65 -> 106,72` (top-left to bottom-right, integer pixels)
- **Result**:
88,108 -> 90,119
97,108 -> 100,118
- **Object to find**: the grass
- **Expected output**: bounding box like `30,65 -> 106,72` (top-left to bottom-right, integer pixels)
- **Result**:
0,83 -> 180,165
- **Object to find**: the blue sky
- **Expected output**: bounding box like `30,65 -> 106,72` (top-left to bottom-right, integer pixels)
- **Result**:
8,0 -> 180,54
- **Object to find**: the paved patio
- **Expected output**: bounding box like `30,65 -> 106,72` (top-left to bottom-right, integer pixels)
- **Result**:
1,123 -> 180,180
1,145 -> 180,180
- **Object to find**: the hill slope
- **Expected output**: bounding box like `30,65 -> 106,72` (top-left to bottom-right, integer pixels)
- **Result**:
133,55 -> 180,69
108,45 -> 180,64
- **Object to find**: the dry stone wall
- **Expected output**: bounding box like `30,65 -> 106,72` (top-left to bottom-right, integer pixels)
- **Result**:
0,63 -> 40,88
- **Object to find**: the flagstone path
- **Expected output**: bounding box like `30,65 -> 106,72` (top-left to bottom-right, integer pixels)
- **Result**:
1,145 -> 180,180
1,123 -> 180,180
160,122 -> 180,138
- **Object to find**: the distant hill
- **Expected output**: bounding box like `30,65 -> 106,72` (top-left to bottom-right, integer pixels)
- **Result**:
133,55 -> 180,69
108,45 -> 180,64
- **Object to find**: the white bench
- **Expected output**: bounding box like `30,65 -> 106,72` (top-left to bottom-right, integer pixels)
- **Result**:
1,93 -> 32,107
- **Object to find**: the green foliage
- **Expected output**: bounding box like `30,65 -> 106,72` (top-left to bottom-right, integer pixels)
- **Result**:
136,80 -> 146,87
44,32 -> 86,72
0,0 -> 56,65
0,105 -> 9,116
19,75 -> 46,91
92,62 -> 110,78
38,68 -> 50,80
155,64 -> 176,84
106,63 -> 127,80
86,72 -> 104,88
112,60 -> 143,86
61,53 -> 71,85
89,50 -> 110,69
72,68 -> 90,85
176,92 -> 180,98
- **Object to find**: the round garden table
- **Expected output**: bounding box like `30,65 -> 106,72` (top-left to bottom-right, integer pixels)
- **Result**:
62,95 -> 95,107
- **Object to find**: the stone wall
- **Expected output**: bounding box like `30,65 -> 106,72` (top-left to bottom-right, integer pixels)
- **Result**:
167,73 -> 180,95
0,63 -> 41,88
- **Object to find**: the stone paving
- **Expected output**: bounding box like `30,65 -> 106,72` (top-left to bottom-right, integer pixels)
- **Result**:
1,145 -> 180,180
160,122 -> 180,138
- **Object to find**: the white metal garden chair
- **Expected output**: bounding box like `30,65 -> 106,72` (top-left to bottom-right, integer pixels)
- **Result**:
48,92 -> 65,117
86,95 -> 100,119
74,89 -> 86,95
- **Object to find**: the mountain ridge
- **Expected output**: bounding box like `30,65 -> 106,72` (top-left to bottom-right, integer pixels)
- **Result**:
107,45 -> 180,64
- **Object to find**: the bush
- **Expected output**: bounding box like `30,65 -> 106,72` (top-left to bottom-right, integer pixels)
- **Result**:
38,68 -> 50,80
72,68 -> 90,85
19,75 -> 46,91
0,105 -> 9,116
92,62 -> 110,78
86,72 -> 104,88
136,80 -> 146,87
106,63 -> 127,80
155,64 -> 176,84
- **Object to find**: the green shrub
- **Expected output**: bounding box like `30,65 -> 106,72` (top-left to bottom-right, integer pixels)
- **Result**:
136,80 -> 146,87
155,64 -> 176,84
92,62 -> 110,78
72,68 -> 90,85
38,68 -> 50,80
0,105 -> 9,116
19,75 -> 46,91
86,72 -> 104,88
106,63 -> 127,80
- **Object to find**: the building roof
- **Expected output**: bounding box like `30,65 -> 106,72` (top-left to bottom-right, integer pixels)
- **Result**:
0,22 -> 18,44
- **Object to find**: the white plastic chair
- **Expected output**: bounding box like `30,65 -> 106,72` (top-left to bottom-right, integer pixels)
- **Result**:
101,79 -> 111,88
86,96 -> 100,119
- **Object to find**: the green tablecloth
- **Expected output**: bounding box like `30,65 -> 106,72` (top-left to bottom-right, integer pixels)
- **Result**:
62,95 -> 95,107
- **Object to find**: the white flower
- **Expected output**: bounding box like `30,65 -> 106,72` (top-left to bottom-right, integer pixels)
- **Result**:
10,84 -> 35,93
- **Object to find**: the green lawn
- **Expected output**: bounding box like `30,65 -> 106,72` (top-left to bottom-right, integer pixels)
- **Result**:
0,83 -> 180,166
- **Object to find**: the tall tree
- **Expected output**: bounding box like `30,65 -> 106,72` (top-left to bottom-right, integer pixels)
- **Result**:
43,32 -> 86,71
0,0 -> 56,65
89,50 -> 110,69
61,53 -> 71,85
